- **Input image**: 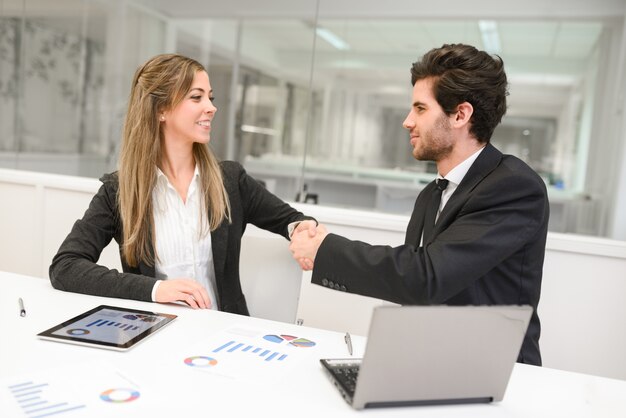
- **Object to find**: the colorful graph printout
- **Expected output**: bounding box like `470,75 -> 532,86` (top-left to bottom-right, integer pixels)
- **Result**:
263,334 -> 316,347
213,340 -> 288,362
179,326 -> 320,382
184,357 -> 218,367
99,388 -> 140,403
0,363 -> 145,418
6,380 -> 85,417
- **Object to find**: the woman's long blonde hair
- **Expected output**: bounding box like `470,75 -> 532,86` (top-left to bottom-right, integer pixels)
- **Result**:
118,53 -> 231,267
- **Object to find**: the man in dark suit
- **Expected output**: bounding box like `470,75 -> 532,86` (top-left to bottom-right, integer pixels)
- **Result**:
289,44 -> 549,366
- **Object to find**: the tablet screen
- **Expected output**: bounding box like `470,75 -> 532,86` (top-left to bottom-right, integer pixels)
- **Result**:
37,305 -> 177,350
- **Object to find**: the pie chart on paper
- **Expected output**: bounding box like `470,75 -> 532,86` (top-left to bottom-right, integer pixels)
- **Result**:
263,334 -> 316,348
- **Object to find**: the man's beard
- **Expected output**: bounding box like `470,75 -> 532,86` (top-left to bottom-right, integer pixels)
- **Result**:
412,113 -> 454,162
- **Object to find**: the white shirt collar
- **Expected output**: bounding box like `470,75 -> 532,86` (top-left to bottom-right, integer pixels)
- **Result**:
155,165 -> 200,187
439,146 -> 485,185
154,165 -> 201,211
155,165 -> 200,179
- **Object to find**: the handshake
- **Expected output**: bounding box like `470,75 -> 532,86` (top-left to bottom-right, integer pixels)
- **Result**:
289,220 -> 328,271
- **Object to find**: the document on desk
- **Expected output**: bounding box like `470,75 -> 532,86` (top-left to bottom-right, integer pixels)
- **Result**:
174,325 -> 320,382
0,362 -> 147,417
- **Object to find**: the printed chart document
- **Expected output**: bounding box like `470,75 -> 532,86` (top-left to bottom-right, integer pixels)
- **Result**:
174,325 -> 320,382
0,362 -> 146,418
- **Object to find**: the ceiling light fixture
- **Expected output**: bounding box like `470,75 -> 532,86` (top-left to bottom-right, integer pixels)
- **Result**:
478,20 -> 501,55
316,27 -> 350,51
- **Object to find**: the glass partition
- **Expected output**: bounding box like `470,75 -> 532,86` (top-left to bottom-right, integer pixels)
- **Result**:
0,1 -> 317,195
295,7 -> 616,236
171,16 -> 318,200
0,0 -> 145,175
1,0 -> 625,239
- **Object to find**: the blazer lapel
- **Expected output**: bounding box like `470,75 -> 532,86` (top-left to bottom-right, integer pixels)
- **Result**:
211,222 -> 229,288
455,143 -> 501,195
139,241 -> 156,277
139,263 -> 155,278
435,143 -> 503,231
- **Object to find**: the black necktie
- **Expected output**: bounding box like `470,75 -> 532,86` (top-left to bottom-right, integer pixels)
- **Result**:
422,178 -> 449,243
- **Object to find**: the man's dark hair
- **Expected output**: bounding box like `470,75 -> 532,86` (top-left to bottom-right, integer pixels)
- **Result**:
411,43 -> 508,143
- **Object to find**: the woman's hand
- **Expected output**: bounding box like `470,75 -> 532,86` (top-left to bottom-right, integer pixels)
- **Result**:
155,278 -> 211,309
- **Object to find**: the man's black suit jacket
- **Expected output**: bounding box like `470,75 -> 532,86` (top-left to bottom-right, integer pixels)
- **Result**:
50,161 -> 311,315
311,144 -> 549,366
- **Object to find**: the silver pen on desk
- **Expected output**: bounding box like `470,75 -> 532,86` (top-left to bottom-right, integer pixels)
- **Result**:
344,332 -> 353,356
18,297 -> 26,317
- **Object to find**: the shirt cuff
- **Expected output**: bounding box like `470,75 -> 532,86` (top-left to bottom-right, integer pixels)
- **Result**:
288,219 -> 319,238
151,280 -> 163,302
287,221 -> 300,238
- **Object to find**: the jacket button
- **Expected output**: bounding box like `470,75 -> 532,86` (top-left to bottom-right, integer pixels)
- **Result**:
340,285 -> 347,291
328,281 -> 335,288
322,278 -> 329,286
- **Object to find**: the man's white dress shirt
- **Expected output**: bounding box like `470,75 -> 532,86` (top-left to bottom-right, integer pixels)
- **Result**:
420,146 -> 485,246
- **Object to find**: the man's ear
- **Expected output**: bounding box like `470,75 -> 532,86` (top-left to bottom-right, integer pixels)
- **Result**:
452,102 -> 473,128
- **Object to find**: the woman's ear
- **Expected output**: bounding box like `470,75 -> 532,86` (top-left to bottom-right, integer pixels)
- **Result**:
157,107 -> 168,123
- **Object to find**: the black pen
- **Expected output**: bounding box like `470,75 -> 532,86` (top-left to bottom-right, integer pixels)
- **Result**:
19,298 -> 26,317
344,332 -> 353,356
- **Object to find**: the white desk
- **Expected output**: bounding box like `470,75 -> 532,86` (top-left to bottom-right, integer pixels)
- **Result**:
1,271 -> 625,417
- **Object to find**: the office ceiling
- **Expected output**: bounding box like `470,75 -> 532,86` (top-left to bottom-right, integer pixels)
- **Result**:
129,0 -> 618,91
170,16 -> 605,112
132,0 -> 626,20
5,1 -> 614,87
233,19 -> 604,78
4,0 -> 621,115
154,0 -> 617,116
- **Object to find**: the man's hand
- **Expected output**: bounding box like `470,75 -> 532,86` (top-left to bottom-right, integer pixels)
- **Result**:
289,223 -> 328,271
292,220 -> 318,238
155,278 -> 211,309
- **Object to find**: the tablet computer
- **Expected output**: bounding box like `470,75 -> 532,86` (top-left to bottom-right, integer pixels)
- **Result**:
37,305 -> 177,351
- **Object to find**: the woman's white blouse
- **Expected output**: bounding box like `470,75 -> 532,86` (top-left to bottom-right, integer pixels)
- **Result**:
151,167 -> 218,309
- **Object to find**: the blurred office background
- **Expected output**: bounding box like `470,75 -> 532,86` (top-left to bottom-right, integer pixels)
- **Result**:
1,0 -> 626,240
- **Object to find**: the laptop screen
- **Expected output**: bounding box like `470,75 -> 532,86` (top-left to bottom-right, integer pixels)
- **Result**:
321,305 -> 532,409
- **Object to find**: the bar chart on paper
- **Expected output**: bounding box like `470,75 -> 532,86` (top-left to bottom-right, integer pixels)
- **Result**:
0,363 -> 144,418
6,380 -> 85,418
212,333 -> 317,362
181,327 -> 320,381
213,340 -> 289,362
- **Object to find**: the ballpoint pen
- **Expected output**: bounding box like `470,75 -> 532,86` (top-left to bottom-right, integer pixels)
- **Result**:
344,332 -> 353,356
18,298 -> 26,317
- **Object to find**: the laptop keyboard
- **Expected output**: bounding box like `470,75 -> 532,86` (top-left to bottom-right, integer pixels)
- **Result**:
332,364 -> 360,394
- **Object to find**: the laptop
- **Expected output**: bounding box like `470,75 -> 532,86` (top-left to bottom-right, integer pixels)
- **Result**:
320,305 -> 532,409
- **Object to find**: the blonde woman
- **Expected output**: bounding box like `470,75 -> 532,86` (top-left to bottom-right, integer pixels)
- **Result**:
50,53 -> 316,313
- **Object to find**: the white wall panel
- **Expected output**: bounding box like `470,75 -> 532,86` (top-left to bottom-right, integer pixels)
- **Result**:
2,169 -> 626,380
0,182 -> 40,277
